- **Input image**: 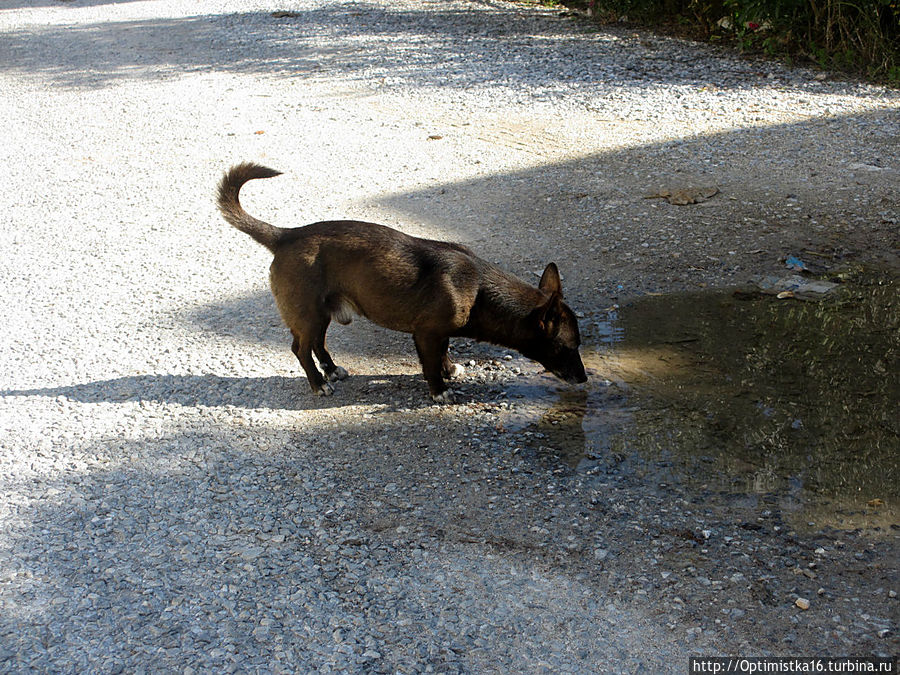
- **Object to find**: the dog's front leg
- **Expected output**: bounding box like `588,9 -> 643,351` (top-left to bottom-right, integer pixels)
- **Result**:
440,346 -> 465,381
439,337 -> 465,380
414,332 -> 455,404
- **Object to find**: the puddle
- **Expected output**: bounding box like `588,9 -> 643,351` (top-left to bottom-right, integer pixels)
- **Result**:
505,269 -> 898,533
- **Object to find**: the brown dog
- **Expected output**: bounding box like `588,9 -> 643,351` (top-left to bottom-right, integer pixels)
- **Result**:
217,162 -> 587,403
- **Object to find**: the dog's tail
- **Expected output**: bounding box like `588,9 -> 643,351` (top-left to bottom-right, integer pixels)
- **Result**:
217,162 -> 285,252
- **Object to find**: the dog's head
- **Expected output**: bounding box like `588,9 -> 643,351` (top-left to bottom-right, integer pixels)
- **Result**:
522,263 -> 588,384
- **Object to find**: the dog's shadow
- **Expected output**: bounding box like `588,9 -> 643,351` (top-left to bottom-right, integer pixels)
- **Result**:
1,373 -> 441,412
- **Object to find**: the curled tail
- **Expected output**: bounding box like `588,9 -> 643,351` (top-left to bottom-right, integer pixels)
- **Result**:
216,162 -> 285,251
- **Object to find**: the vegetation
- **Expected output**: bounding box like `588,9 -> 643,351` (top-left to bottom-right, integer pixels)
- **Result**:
579,0 -> 900,84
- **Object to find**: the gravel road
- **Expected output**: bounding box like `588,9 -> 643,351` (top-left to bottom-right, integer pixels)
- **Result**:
1,0 -> 898,672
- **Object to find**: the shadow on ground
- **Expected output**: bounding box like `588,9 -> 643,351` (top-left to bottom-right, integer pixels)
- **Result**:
0,2 -> 857,94
0,418 -> 721,671
367,110 -> 898,300
2,402 -> 895,670
0,371 -> 442,411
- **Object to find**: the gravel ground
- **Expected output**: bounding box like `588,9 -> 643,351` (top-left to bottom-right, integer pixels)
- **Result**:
1,0 -> 898,672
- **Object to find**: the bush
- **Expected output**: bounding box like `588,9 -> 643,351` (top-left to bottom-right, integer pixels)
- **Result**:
586,0 -> 900,84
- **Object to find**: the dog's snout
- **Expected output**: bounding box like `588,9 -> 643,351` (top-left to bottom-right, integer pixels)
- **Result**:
548,353 -> 587,385
568,370 -> 588,384
561,368 -> 587,384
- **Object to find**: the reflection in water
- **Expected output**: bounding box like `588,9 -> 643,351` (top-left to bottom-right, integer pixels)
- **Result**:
504,269 -> 898,532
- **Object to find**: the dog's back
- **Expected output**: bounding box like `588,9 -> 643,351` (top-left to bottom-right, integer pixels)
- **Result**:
270,219 -> 483,336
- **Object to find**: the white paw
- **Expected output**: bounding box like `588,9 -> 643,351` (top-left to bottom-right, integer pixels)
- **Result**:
317,382 -> 335,397
446,363 -> 465,379
327,366 -> 348,382
432,389 -> 456,404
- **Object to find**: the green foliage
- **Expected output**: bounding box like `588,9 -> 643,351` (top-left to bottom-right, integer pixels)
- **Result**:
586,0 -> 900,84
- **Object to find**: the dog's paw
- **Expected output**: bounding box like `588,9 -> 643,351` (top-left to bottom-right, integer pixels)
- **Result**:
326,366 -> 348,382
431,389 -> 456,405
445,363 -> 465,379
317,382 -> 335,397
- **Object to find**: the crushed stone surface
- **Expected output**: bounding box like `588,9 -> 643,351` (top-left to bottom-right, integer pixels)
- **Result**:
1,0 -> 898,672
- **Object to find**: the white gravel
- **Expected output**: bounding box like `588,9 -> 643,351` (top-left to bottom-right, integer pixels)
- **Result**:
1,0 -> 898,672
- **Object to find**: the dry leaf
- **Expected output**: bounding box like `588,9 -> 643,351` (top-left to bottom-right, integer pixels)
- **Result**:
776,290 -> 795,299
646,186 -> 719,205
867,498 -> 885,508
427,134 -> 443,141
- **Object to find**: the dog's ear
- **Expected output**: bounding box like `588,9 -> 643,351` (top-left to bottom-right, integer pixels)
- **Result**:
534,292 -> 563,334
538,263 -> 562,296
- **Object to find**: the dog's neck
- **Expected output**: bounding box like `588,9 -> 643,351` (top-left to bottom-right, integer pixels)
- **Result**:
457,269 -> 546,350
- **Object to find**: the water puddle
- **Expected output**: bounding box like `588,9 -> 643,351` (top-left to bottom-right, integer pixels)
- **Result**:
505,268 -> 898,533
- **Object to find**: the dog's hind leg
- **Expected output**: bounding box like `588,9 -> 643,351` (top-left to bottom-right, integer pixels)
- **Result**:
291,328 -> 333,396
311,320 -> 348,383
414,332 -> 455,404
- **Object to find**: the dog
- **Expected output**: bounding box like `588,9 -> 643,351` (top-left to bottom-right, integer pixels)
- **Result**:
217,162 -> 587,403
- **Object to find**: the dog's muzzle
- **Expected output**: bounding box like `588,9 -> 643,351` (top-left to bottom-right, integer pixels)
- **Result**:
563,371 -> 588,384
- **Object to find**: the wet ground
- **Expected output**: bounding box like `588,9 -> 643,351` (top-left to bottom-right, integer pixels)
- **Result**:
504,267 -> 898,536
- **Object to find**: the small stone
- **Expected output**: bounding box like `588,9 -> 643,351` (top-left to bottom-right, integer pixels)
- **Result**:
239,546 -> 264,560
795,598 -> 810,610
